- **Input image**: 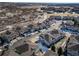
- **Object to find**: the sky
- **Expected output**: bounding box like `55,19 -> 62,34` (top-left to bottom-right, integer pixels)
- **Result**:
0,0 -> 79,3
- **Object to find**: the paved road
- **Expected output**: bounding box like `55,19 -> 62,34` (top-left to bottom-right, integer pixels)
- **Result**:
48,13 -> 79,17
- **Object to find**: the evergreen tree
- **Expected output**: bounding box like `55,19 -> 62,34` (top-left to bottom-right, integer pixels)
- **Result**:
51,45 -> 56,52
57,47 -> 63,56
